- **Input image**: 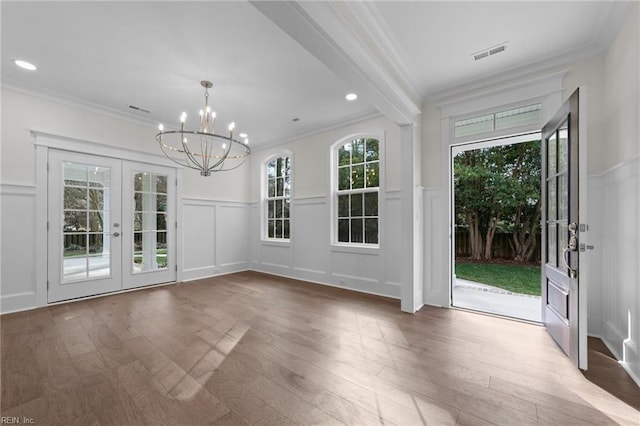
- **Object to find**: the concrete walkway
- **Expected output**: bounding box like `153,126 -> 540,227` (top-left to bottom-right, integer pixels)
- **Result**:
452,278 -> 542,322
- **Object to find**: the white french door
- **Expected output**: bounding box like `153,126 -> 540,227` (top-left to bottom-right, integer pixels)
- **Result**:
122,162 -> 176,289
48,151 -> 176,303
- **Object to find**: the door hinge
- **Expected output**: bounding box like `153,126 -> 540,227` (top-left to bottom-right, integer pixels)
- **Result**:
176,178 -> 178,186
47,222 -> 49,231
47,281 -> 49,290
47,163 -> 49,172
175,221 -> 178,229
175,265 -> 178,272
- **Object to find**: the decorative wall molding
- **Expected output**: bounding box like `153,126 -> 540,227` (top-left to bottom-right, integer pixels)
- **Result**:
250,189 -> 402,300
1,186 -> 38,313
0,184 -> 36,195
587,153 -> 640,385
422,187 -> 448,307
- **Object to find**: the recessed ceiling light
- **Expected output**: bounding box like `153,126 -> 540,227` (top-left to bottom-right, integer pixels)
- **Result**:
239,133 -> 248,138
14,59 -> 37,71
345,93 -> 358,101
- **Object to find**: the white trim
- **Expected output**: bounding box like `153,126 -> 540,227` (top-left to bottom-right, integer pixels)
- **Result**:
0,184 -> 36,195
436,74 -> 565,315
0,292 -> 37,315
182,196 -> 250,207
330,132 -> 385,248
32,131 -> 180,169
589,333 -> 640,387
261,151 -> 293,242
33,132 -> 183,308
588,151 -> 640,179
4,83 -> 159,129
259,111 -> 382,148
291,195 -> 327,206
438,71 -> 566,119
255,270 -> 400,300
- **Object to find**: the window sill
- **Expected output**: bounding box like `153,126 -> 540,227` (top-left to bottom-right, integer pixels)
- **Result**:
261,239 -> 291,247
331,243 -> 380,256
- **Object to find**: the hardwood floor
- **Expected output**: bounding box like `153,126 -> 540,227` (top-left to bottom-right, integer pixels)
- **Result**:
1,271 -> 638,425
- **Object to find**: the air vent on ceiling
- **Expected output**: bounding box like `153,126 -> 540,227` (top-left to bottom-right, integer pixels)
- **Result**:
472,42 -> 508,61
127,104 -> 151,114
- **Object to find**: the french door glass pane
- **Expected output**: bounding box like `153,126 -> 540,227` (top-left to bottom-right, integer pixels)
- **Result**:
547,223 -> 557,266
547,179 -> 556,221
547,132 -> 557,175
558,124 -> 568,172
62,162 -> 111,281
132,172 -> 169,273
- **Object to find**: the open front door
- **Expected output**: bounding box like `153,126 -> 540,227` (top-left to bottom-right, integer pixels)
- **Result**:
541,89 -> 586,368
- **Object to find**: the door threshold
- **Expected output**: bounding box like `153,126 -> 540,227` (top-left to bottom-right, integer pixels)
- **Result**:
450,304 -> 543,326
47,280 -> 178,307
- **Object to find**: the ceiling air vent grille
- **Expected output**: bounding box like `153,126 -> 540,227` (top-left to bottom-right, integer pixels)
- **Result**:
472,42 -> 507,61
128,104 -> 151,114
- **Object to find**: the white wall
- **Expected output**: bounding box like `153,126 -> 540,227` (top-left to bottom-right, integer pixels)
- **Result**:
587,3 -> 640,383
420,3 -> 640,383
247,115 -> 403,298
0,88 -> 251,312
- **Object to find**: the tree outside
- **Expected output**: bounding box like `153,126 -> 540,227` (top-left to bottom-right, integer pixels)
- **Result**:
454,139 -> 541,295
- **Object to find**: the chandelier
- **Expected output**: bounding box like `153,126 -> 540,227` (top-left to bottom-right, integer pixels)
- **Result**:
156,80 -> 250,176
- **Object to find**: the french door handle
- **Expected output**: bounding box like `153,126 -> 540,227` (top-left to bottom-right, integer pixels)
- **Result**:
562,247 -> 577,279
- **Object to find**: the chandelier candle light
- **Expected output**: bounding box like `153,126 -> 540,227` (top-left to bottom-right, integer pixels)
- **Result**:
156,80 -> 250,176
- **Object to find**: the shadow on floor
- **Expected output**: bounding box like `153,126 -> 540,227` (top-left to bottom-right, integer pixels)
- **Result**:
582,337 -> 640,410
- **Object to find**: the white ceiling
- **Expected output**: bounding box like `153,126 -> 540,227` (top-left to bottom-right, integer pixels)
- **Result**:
1,1 -> 634,148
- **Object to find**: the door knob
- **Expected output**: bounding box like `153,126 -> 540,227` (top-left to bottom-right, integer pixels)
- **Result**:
113,232 -> 120,237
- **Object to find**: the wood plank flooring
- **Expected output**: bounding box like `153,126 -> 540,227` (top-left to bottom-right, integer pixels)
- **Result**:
1,271 -> 639,425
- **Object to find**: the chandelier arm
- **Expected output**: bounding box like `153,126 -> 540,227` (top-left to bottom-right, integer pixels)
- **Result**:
181,131 -> 205,171
207,142 -> 249,173
208,155 -> 248,173
157,135 -> 192,169
207,135 -> 235,170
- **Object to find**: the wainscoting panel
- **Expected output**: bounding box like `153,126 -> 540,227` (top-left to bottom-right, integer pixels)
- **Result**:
423,187 -> 448,307
181,199 -> 217,281
588,153 -> 640,384
250,194 -> 401,299
181,199 -> 250,282
292,197 -> 328,276
1,185 -> 38,313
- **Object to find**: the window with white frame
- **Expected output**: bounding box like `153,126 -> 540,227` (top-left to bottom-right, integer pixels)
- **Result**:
265,156 -> 291,239
335,137 -> 380,245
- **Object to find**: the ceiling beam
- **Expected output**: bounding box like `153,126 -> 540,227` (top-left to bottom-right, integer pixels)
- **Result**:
251,1 -> 421,125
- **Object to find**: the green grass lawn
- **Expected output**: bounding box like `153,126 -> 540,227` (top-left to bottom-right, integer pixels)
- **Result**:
455,261 -> 541,296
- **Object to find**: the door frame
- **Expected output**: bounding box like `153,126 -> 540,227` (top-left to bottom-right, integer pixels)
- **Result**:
34,131 -> 183,307
449,132 -> 543,322
435,73 -> 565,308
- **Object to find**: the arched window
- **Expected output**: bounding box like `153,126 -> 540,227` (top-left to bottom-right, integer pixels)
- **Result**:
264,156 -> 291,240
334,137 -> 380,245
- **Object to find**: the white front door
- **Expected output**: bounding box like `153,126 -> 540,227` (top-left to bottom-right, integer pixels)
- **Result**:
48,151 -> 176,302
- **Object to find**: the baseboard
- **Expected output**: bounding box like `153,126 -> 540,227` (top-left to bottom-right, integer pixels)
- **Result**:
0,292 -> 37,315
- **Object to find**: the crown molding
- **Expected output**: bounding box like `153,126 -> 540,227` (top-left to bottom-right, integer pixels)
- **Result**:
2,82 -> 158,130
